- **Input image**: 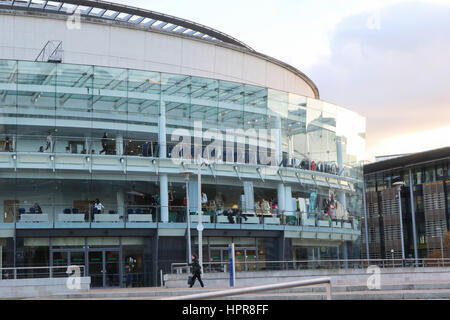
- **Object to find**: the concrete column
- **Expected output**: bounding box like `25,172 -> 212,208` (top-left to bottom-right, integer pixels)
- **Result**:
336,136 -> 347,211
117,189 -> 125,218
159,100 -> 166,159
116,135 -> 123,156
284,185 -> 294,216
159,174 -> 169,222
188,181 -> 199,213
277,183 -> 285,214
342,242 -> 348,268
271,117 -> 282,165
288,135 -> 294,163
85,137 -> 90,153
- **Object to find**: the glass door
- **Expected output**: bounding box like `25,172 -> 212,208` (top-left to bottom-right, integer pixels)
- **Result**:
88,249 -> 121,288
69,251 -> 86,276
245,248 -> 257,271
52,251 -> 68,277
209,248 -> 222,272
235,248 -> 245,271
105,251 -> 120,287
88,251 -> 103,288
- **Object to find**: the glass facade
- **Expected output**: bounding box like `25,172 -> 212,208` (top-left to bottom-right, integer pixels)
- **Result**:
0,59 -> 365,286
363,159 -> 450,259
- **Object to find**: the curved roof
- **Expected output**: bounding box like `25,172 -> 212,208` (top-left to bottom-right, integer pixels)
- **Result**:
0,0 -> 320,98
0,0 -> 254,50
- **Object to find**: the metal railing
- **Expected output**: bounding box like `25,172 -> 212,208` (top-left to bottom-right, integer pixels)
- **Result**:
165,277 -> 332,300
171,258 -> 450,274
1,201 -> 360,229
0,265 -> 85,280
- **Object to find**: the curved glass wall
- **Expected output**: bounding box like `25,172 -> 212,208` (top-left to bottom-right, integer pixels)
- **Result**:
0,60 -> 365,167
0,60 -> 365,242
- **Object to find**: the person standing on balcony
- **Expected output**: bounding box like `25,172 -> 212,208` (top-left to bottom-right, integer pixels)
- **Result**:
4,137 -> 12,152
100,132 -> 108,155
34,203 -> 42,214
45,132 -> 52,152
94,198 -> 104,214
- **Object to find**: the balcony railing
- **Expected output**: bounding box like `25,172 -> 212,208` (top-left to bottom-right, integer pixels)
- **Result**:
0,204 -> 360,232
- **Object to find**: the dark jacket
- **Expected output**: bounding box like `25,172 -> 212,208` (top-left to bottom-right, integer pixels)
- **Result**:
190,259 -> 202,275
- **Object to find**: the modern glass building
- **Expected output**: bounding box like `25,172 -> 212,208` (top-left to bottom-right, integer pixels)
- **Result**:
362,147 -> 450,261
0,0 -> 365,288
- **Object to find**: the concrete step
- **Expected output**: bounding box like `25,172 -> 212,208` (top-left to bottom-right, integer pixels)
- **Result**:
40,288 -> 450,300
27,281 -> 450,300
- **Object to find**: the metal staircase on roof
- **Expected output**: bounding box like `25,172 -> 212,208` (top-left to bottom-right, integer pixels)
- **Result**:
35,40 -> 63,63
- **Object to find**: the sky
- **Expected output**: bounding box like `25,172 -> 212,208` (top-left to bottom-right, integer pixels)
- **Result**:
111,0 -> 450,162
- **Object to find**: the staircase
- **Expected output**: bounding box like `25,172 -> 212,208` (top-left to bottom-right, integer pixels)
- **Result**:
25,281 -> 450,300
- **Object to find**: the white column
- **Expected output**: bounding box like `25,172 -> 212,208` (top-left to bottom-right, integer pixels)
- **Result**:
117,189 -> 125,218
277,183 -> 285,215
197,157 -> 204,271
85,137 -> 90,153
274,117 -> 282,165
336,136 -> 346,210
271,117 -> 283,164
159,100 -> 167,159
160,174 -> 169,223
288,135 -> 294,163
342,242 -> 348,268
116,135 -> 123,156
284,185 -> 293,216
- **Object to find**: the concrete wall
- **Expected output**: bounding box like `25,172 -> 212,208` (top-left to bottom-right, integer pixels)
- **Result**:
0,277 -> 90,299
0,12 -> 316,98
165,267 -> 450,288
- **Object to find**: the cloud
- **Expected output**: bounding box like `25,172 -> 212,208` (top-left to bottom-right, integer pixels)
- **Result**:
305,1 -> 450,161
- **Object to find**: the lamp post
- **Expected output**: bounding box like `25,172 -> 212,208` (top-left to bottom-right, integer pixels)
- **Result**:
391,249 -> 395,268
408,169 -> 419,267
196,155 -> 209,272
393,181 -> 406,262
437,227 -> 444,266
181,170 -> 194,264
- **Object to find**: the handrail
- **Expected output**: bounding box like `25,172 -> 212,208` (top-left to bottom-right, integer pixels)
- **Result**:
0,265 -> 86,280
170,258 -> 450,274
165,277 -> 332,300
